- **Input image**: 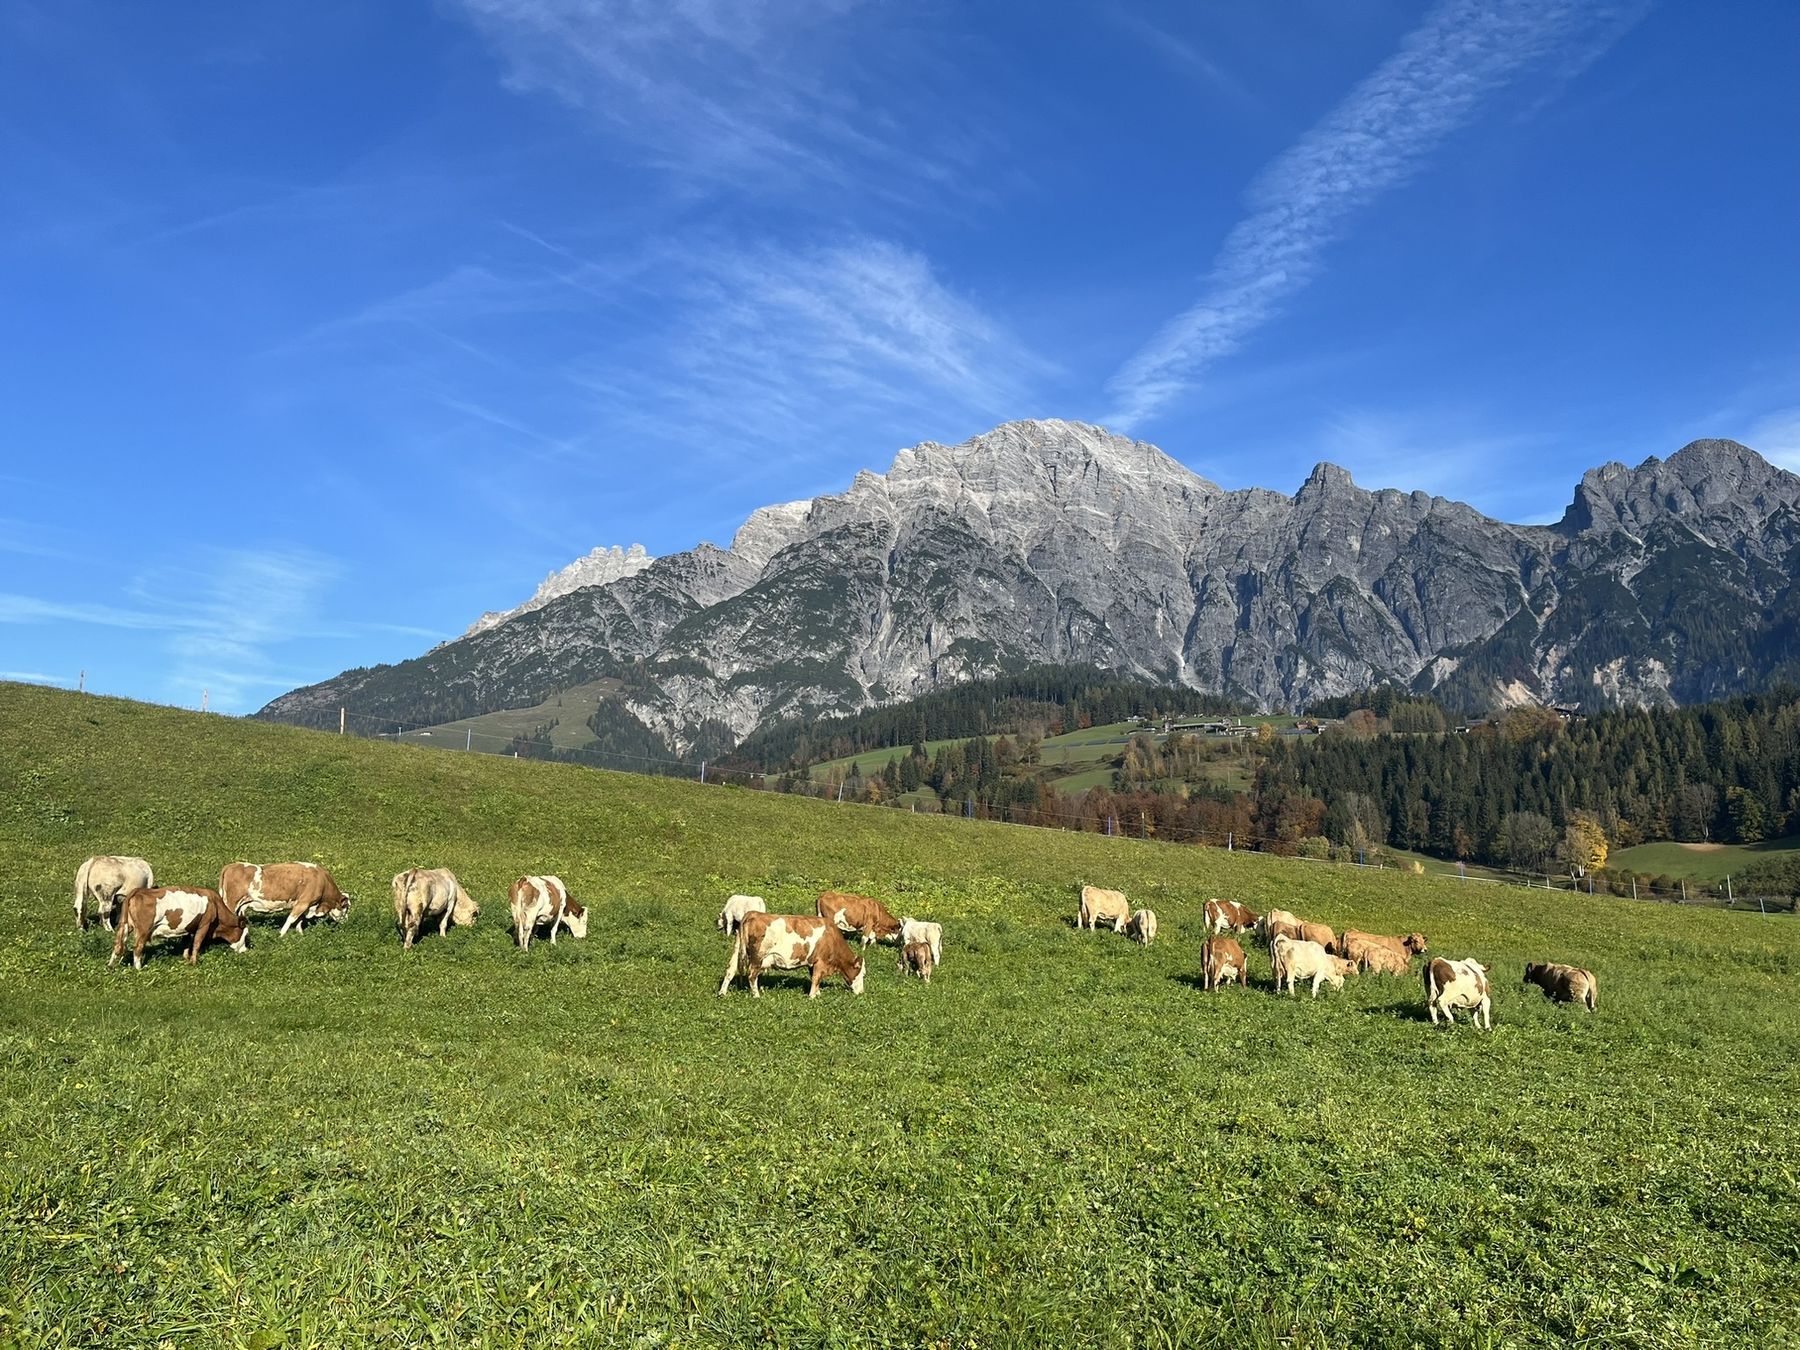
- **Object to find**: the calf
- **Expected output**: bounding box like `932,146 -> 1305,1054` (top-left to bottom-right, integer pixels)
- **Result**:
1201,935 -> 1246,991
1296,920 -> 1337,952
392,868 -> 480,949
510,875 -> 587,950
74,854 -> 154,931
1523,961 -> 1597,1011
1425,957 -> 1492,1029
1126,908 -> 1158,945
110,886 -> 248,969
898,940 -> 935,985
1357,944 -> 1412,976
1270,936 -> 1355,998
219,861 -> 352,936
719,913 -> 865,998
1260,908 -> 1302,943
1204,898 -> 1258,934
1078,885 -> 1131,932
717,893 -> 767,935
900,917 -> 943,967
817,890 -> 903,945
1338,929 -> 1427,967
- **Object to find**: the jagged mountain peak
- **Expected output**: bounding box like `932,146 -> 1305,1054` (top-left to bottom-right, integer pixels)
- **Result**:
1558,438 -> 1796,538
463,542 -> 655,638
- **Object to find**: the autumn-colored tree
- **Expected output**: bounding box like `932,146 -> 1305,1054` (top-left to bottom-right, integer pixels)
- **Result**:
1560,811 -> 1608,878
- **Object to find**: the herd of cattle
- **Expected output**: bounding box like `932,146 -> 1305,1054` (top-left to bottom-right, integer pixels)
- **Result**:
70,854 -> 1598,1021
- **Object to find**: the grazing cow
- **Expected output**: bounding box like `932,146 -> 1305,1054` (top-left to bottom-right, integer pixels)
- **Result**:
1078,885 -> 1131,932
74,855 -> 153,932
391,868 -> 480,950
109,886 -> 248,969
1126,908 -> 1159,945
719,912 -> 865,998
1338,929 -> 1428,967
1297,920 -> 1337,952
219,862 -> 352,936
1204,898 -> 1258,934
1259,908 -> 1302,943
898,940 -> 935,985
1270,936 -> 1356,997
717,893 -> 767,935
1201,936 -> 1247,991
1425,957 -> 1492,1028
1523,962 -> 1598,1011
900,917 -> 943,967
816,890 -> 903,945
510,875 -> 587,950
1358,944 -> 1413,977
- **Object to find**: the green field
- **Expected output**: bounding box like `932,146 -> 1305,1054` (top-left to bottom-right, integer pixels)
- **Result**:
2,682 -> 1798,1347
1610,835 -> 1800,884
390,678 -> 621,754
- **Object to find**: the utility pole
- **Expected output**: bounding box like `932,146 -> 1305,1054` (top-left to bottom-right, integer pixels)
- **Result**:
1726,874 -> 1733,907
466,728 -> 472,751
201,688 -> 209,713
78,670 -> 85,693
339,707 -> 346,735
700,760 -> 707,784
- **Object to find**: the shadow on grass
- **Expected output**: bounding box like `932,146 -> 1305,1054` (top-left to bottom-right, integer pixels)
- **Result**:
1360,1001 -> 1431,1023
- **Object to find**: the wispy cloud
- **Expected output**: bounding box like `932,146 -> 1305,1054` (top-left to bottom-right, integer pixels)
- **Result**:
1109,12 -> 1254,106
1747,408 -> 1800,472
453,0 -> 971,200
1315,407 -> 1558,520
1106,0 -> 1646,430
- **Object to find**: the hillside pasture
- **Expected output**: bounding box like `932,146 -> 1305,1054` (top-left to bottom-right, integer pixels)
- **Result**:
1610,835 -> 1800,884
0,684 -> 1796,1347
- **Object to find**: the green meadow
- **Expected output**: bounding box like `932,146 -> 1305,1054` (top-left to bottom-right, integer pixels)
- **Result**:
1,683 -> 1796,1348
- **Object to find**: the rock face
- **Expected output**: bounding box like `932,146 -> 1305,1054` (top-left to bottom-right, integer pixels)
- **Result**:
259,421 -> 1800,752
464,543 -> 655,637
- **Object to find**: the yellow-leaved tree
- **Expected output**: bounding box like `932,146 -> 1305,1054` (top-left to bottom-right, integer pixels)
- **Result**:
1561,811 -> 1608,878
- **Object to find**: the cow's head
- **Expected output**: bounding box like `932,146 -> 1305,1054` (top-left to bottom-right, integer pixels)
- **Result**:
229,926 -> 251,953
1403,933 -> 1429,955
1522,962 -> 1542,983
1335,957 -> 1357,979
562,902 -> 589,939
326,898 -> 351,923
452,891 -> 480,926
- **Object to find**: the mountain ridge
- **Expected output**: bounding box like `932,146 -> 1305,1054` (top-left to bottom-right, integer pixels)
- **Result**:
260,420 -> 1800,753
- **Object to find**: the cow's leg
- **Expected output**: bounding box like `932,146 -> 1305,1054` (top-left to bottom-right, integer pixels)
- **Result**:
748,963 -> 762,999
439,910 -> 452,938
100,893 -> 115,932
809,966 -> 823,999
108,922 -> 127,968
718,942 -> 741,995
75,887 -> 87,933
403,919 -> 416,951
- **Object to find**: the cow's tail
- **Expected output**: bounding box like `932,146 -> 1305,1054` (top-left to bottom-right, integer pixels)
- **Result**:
1423,959 -> 1438,1006
1584,972 -> 1598,1012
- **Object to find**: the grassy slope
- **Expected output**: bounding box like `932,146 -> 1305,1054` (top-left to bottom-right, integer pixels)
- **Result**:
390,678 -> 621,754
1610,836 -> 1800,884
0,683 -> 1796,1348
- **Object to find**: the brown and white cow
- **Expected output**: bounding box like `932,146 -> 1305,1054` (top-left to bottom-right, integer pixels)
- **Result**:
1425,957 -> 1492,1028
1201,935 -> 1247,991
1523,961 -> 1597,1011
510,875 -> 587,950
74,854 -> 154,932
219,862 -> 352,936
717,893 -> 767,935
1126,908 -> 1159,945
1259,908 -> 1302,943
1357,944 -> 1412,976
1203,898 -> 1257,934
1078,885 -> 1131,933
109,886 -> 248,969
1270,935 -> 1355,997
900,917 -> 943,967
392,867 -> 479,950
898,940 -> 935,985
719,913 -> 865,998
816,890 -> 903,945
1338,929 -> 1427,967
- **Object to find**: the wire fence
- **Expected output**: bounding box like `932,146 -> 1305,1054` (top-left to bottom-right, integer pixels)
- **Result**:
307,705 -> 1799,917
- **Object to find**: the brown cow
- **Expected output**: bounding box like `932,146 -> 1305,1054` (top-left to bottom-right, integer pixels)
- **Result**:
720,913 -> 865,998
898,940 -> 935,985
1524,962 -> 1598,1011
1296,920 -> 1337,952
110,886 -> 248,969
816,890 -> 903,945
1338,929 -> 1427,966
219,862 -> 352,935
1358,944 -> 1412,976
1203,898 -> 1257,934
1201,936 -> 1247,991
1259,908 -> 1302,943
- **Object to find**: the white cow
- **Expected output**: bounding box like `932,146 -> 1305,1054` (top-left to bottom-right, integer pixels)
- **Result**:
392,868 -> 480,950
900,917 -> 943,966
717,893 -> 768,935
74,855 -> 153,932
1425,957 -> 1493,1029
1078,886 -> 1130,932
1126,909 -> 1158,945
1270,936 -> 1355,997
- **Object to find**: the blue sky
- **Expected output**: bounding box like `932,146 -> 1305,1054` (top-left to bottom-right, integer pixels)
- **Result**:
3,1 -> 1798,712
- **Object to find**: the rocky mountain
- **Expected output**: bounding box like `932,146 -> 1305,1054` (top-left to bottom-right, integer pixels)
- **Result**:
463,543 -> 655,638
259,420 -> 1800,754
